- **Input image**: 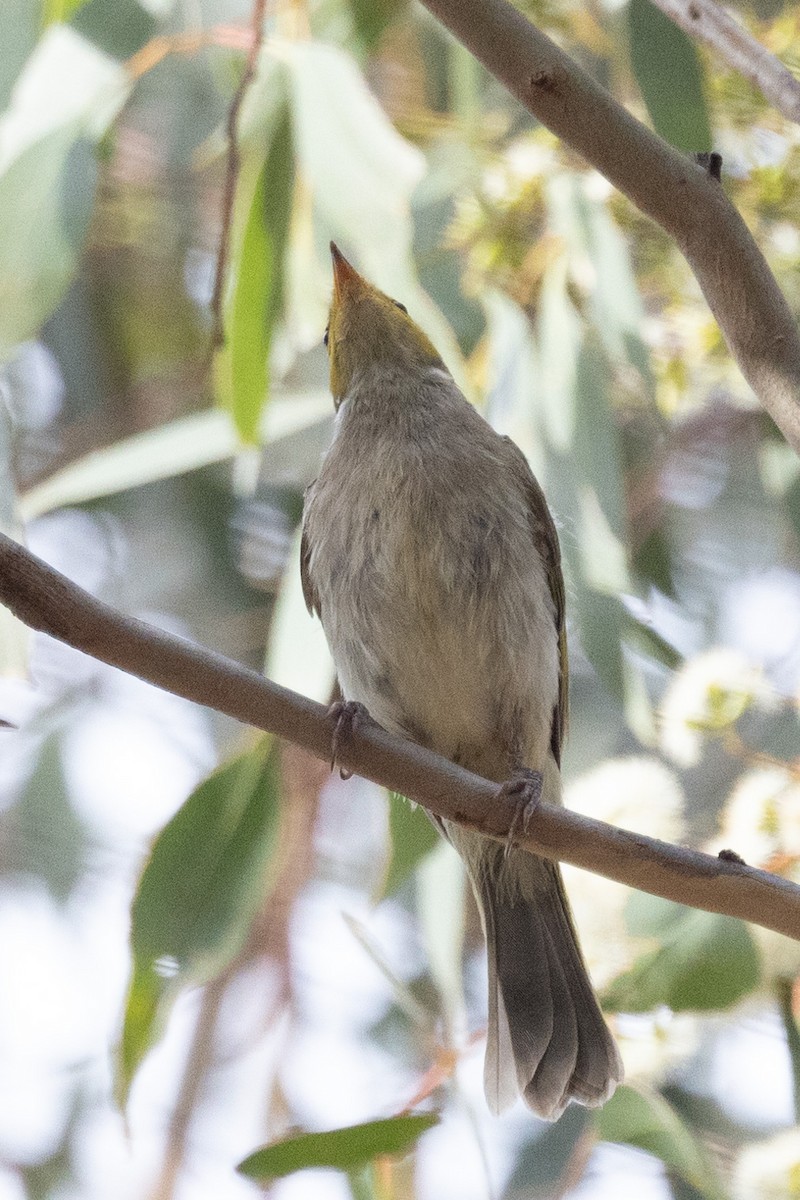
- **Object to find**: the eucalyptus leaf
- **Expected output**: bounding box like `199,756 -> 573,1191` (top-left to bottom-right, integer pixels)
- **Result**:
216,87 -> 294,443
534,242 -> 644,713
628,0 -> 712,152
572,184 -> 654,397
0,0 -> 37,110
238,1114 -> 439,1180
42,0 -> 91,23
0,26 -> 127,357
605,896 -> 760,1012
598,1085 -> 726,1200
120,740 -> 282,1098
483,290 -> 542,471
378,793 -> 440,901
536,256 -> 580,456
287,40 -> 423,254
0,132 -> 97,359
416,839 -> 466,1035
71,0 -> 157,60
502,1106 -> 592,1199
18,391 -> 330,518
348,0 -> 408,53
284,39 -> 467,390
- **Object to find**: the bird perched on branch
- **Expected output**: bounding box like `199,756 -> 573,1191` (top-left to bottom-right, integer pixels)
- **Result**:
300,243 -> 623,1118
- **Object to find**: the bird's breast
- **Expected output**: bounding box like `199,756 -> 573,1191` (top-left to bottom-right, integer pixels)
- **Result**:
305,423 -> 559,775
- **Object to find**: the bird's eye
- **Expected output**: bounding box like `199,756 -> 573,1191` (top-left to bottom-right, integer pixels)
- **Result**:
323,325 -> 329,348
393,301 -> 408,314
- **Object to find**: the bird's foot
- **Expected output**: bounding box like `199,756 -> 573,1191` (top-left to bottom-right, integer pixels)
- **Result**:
499,767 -> 543,860
328,699 -> 371,779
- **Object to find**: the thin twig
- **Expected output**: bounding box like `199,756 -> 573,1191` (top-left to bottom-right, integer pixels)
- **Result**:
149,973 -> 229,1200
651,0 -> 800,125
125,27 -> 251,82
208,0 -> 269,356
1,531 -> 799,940
776,978 -> 800,1121
417,0 -> 800,457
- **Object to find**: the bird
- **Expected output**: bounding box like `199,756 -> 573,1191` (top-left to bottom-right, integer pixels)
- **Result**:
300,242 -> 623,1119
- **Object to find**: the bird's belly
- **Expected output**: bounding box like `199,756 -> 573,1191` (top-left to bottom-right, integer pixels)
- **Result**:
342,610 -> 496,755
319,531 -> 558,779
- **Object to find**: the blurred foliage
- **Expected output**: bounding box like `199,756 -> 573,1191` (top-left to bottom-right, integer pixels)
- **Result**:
121,736 -> 281,1098
1,0 -> 800,1197
237,1113 -> 440,1181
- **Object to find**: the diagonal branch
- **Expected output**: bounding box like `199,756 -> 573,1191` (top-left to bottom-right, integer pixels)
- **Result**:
417,0 -> 800,457
650,0 -> 800,125
1,530 -> 798,941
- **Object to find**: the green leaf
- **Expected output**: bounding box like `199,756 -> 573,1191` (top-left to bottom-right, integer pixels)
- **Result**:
573,587 -> 627,702
238,1114 -> 439,1181
502,1106 -> 592,1199
483,290 -> 543,471
605,895 -> 760,1012
533,224 -> 656,739
283,40 -> 467,391
287,41 -> 423,256
573,188 -> 655,399
623,608 -> 683,671
633,526 -> 677,599
266,523 -> 336,704
535,254 -> 631,704
536,255 -> 581,456
71,0 -> 157,60
120,740 -> 282,1097
347,0 -> 408,53
18,390 -> 330,518
377,793 -> 440,901
416,839 -> 465,1035
217,89 -> 294,443
0,0 -> 38,109
0,132 -> 96,359
598,1085 -> 726,1200
0,27 -> 128,358
537,249 -> 628,561
628,0 -> 712,152
13,730 -> 86,902
42,0 -> 91,24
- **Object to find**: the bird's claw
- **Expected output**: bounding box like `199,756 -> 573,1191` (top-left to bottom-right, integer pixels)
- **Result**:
499,768 -> 543,860
328,699 -> 370,779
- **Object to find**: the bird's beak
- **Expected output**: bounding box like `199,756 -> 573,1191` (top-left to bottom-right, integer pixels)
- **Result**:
330,242 -> 362,300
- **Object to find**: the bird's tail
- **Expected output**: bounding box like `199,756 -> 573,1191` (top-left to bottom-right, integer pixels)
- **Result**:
452,828 -> 623,1119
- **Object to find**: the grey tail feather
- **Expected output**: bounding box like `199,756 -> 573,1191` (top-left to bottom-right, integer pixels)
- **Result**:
478,846 -> 623,1120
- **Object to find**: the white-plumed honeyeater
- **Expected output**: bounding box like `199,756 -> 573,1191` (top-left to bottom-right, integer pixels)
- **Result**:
301,243 -> 623,1119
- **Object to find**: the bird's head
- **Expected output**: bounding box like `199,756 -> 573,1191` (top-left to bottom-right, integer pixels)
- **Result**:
325,242 -> 444,406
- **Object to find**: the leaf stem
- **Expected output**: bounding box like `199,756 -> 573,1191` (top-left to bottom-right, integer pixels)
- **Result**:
776,977 -> 800,1121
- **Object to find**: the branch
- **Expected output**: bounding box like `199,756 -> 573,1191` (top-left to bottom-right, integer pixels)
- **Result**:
1,531 -> 798,941
417,0 -> 800,457
650,0 -> 800,125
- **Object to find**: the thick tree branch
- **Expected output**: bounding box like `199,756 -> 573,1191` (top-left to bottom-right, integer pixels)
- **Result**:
0,531 -> 798,941
651,0 -> 800,125
417,0 -> 800,456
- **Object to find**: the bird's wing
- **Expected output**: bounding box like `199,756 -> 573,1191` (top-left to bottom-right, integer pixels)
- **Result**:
300,488 -> 321,618
502,437 -> 568,765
